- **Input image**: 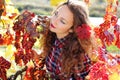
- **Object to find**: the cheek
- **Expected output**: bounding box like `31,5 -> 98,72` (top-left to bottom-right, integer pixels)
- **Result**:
58,25 -> 70,32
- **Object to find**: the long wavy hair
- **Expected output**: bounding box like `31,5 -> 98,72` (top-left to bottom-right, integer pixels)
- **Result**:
40,1 -> 95,76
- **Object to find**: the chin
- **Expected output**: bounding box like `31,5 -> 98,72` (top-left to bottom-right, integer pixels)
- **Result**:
49,28 -> 56,33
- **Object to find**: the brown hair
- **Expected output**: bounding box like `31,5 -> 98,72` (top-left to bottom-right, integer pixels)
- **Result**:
40,0 -> 95,77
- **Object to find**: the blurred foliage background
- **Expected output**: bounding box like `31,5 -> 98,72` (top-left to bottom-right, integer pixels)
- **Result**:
11,0 -> 120,17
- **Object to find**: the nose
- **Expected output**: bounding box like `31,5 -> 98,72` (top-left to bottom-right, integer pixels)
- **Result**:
51,15 -> 59,25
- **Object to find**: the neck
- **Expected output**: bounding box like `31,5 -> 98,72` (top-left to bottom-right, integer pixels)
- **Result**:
56,32 -> 69,39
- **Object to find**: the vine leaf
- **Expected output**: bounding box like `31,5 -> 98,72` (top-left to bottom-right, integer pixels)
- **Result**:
0,56 -> 11,80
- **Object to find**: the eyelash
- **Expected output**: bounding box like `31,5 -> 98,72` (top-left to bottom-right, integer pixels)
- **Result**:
60,20 -> 65,24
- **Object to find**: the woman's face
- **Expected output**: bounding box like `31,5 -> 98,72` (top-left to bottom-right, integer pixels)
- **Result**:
50,5 -> 73,39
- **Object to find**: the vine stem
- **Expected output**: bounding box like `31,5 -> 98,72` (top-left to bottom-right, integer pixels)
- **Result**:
7,66 -> 28,80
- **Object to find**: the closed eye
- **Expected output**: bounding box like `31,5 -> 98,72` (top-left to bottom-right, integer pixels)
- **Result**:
60,20 -> 66,24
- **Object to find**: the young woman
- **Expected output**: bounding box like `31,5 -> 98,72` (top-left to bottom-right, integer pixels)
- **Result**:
39,0 -> 96,80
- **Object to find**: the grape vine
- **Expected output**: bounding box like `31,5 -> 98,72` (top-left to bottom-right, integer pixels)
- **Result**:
86,0 -> 120,79
0,0 -> 120,80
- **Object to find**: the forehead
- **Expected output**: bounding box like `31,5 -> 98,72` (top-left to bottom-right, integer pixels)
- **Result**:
57,5 -> 73,23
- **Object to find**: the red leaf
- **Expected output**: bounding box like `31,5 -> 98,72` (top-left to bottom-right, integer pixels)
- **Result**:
115,35 -> 120,48
75,24 -> 91,39
111,15 -> 118,26
0,57 -> 11,80
24,67 -> 33,80
0,57 -> 11,69
103,30 -> 114,45
89,61 -> 108,80
114,24 -> 120,48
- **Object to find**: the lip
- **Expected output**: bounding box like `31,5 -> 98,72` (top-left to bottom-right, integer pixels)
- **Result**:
50,24 -> 56,28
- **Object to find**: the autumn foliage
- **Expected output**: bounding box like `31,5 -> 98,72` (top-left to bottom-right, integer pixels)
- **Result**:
0,0 -> 120,80
87,0 -> 120,80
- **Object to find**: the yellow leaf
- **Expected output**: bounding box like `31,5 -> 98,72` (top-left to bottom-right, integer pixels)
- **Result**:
107,0 -> 115,3
50,0 -> 67,6
5,44 -> 16,59
109,72 -> 120,80
5,0 -> 12,4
